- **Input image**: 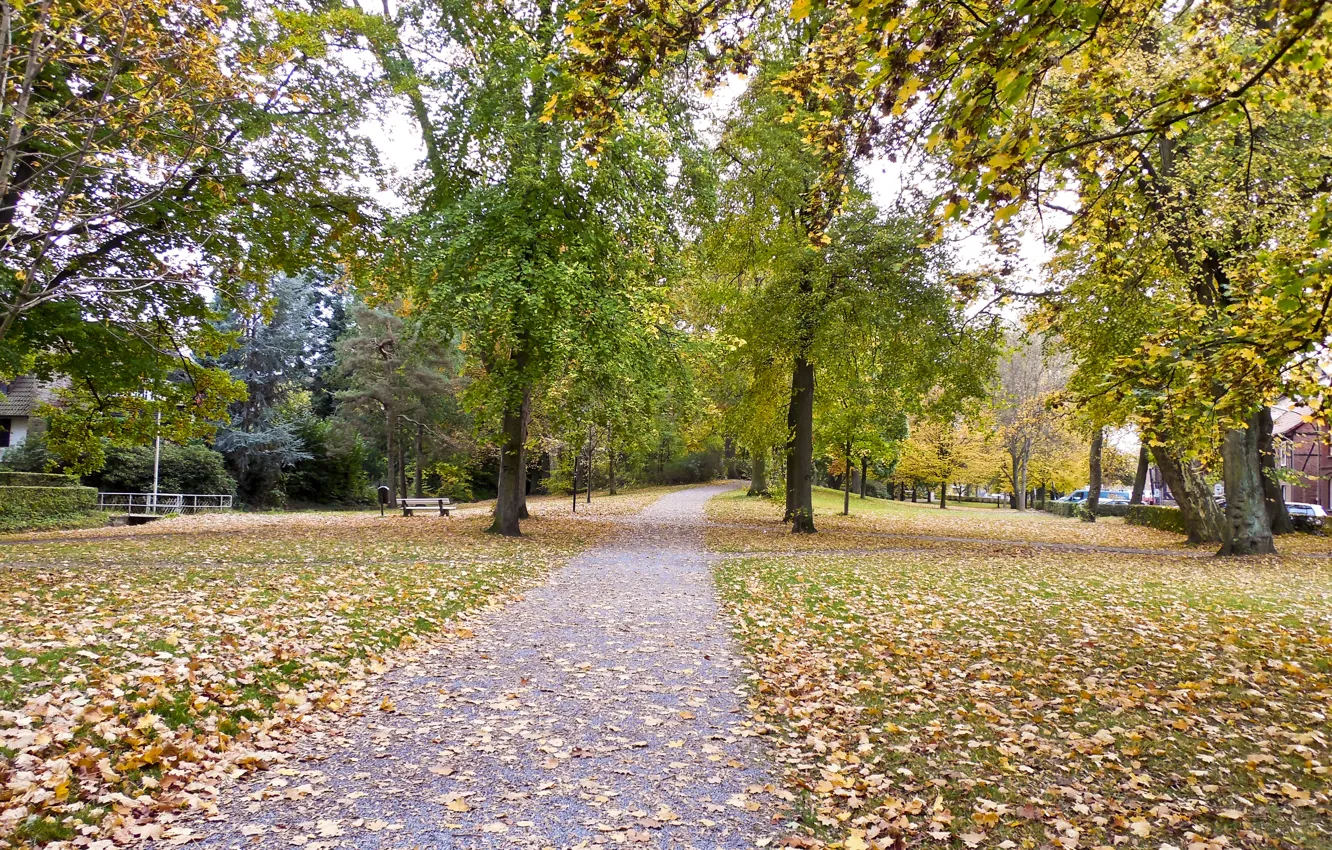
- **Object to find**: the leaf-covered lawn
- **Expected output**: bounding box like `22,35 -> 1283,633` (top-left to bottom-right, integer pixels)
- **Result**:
718,545 -> 1332,850
706,488 -> 1332,556
0,493 -> 643,847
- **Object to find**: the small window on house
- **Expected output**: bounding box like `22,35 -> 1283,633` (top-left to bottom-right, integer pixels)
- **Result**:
0,420 -> 11,448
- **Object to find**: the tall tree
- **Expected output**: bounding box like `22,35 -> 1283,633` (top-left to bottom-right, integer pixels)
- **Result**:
990,333 -> 1070,510
211,275 -> 333,505
563,0 -> 1332,558
334,302 -> 458,506
0,0 -> 379,464
372,0 -> 696,536
693,60 -> 997,533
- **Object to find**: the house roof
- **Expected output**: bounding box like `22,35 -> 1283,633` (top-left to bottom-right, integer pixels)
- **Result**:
1272,401 -> 1316,437
0,375 -> 58,417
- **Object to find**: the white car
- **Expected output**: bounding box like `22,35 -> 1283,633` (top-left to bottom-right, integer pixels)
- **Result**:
1059,489 -> 1132,505
1288,502 -> 1327,532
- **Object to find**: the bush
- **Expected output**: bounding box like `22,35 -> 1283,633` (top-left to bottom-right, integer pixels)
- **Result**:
0,432 -> 54,472
1046,501 -> 1076,518
0,471 -> 79,487
656,448 -> 725,485
0,510 -> 108,534
0,484 -> 99,532
284,418 -> 371,505
426,461 -> 473,501
1126,504 -> 1186,534
1046,500 -> 1132,519
85,443 -> 235,495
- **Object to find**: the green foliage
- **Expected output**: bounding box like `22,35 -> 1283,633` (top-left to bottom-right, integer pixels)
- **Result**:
426,462 -> 473,502
84,444 -> 235,496
0,432 -> 53,473
0,484 -> 98,532
0,0 -> 381,476
1126,505 -> 1187,535
283,416 -> 372,506
1046,500 -> 1135,521
0,472 -> 79,488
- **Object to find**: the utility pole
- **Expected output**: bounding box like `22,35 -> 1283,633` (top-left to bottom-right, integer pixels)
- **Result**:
151,410 -> 161,513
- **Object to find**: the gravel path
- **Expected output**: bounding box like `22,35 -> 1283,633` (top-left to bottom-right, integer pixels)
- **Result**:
195,483 -> 777,850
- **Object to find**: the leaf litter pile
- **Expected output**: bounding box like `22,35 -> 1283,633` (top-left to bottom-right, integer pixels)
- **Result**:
718,547 -> 1332,850
0,506 -> 613,848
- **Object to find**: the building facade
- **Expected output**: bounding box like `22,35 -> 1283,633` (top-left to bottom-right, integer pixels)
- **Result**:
0,376 -> 60,458
1273,404 -> 1332,509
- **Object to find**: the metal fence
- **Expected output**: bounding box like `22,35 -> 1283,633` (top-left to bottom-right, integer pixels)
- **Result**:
96,493 -> 233,516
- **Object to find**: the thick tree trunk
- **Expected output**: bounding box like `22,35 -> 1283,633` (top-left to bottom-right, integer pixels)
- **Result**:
911,484 -> 917,503
414,422 -> 424,498
1084,428 -> 1104,522
789,355 -> 816,533
399,428 -> 408,501
489,384 -> 530,537
1017,454 -> 1028,511
385,408 -> 397,505
784,388 -> 797,522
585,423 -> 594,504
724,436 -> 736,479
1130,444 -> 1149,505
842,440 -> 851,515
859,456 -> 868,498
1257,407 -> 1292,535
1218,412 -> 1277,556
608,424 -> 617,496
748,448 -> 768,496
939,482 -> 947,509
1151,446 -> 1224,544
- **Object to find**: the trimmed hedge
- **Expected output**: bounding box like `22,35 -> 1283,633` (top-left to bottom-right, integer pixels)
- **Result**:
0,484 -> 99,532
1125,504 -> 1186,534
0,471 -> 80,488
1045,501 -> 1132,519
0,511 -> 108,534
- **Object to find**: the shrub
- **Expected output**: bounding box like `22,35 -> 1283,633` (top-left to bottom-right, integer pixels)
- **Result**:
0,471 -> 79,487
1046,501 -> 1076,518
426,461 -> 473,501
283,418 -> 371,505
1126,504 -> 1186,534
0,511 -> 108,534
0,484 -> 100,532
85,443 -> 235,495
0,432 -> 54,472
1046,501 -> 1132,519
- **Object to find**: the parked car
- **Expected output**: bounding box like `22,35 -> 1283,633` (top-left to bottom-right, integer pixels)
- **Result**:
1059,489 -> 1132,505
1287,502 -> 1327,533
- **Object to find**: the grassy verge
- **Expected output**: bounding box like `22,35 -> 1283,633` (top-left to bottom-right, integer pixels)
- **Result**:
717,549 -> 1332,850
708,487 -> 1198,554
0,496 -> 639,846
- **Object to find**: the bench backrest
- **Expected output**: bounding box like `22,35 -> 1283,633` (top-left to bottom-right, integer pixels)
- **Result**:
399,497 -> 452,505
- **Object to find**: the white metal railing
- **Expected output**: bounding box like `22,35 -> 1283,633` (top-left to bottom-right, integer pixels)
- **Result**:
96,492 -> 233,516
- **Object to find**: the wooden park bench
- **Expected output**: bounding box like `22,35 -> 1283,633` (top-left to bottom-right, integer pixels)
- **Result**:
397,497 -> 454,517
